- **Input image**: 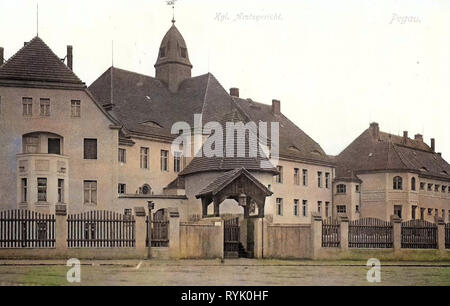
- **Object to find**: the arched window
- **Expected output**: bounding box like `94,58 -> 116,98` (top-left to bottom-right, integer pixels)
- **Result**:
411,177 -> 416,191
337,184 -> 347,194
141,184 -> 152,195
393,176 -> 403,190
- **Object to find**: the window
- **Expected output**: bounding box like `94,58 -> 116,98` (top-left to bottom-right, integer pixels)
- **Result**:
118,148 -> 126,163
276,198 -> 283,216
174,152 -> 182,173
293,199 -> 299,216
355,205 -> 360,213
411,177 -> 416,191
337,205 -> 346,214
302,169 -> 308,186
294,168 -> 300,185
394,205 -> 402,218
355,185 -> 360,193
420,208 -> 425,220
57,179 -> 64,203
325,173 -> 330,189
427,208 -> 432,216
118,183 -> 126,195
71,100 -> 81,117
48,138 -> 61,155
442,209 -> 445,219
83,139 -> 97,160
337,184 -> 346,194
141,184 -> 151,195
21,178 -> 27,203
84,181 -> 97,205
435,185 -> 440,192
420,182 -> 425,190
412,206 -> 417,220
124,209 -> 132,216
325,202 -> 330,217
393,176 -> 403,190
317,172 -> 323,188
428,183 -> 433,191
22,97 -> 32,116
160,150 -> 169,172
140,147 -> 149,169
24,135 -> 39,154
442,186 -> 447,193
302,200 -> 308,217
276,166 -> 283,183
317,201 -> 322,213
180,47 -> 187,58
39,98 -> 50,116
37,178 -> 47,202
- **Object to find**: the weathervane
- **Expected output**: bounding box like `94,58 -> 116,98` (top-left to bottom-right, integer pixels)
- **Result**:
166,0 -> 178,24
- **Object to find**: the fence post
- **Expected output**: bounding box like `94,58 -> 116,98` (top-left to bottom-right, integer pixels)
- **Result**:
134,207 -> 147,258
310,212 -> 322,259
338,214 -> 349,251
391,215 -> 402,252
168,208 -> 180,258
437,217 -> 445,251
55,205 -> 67,256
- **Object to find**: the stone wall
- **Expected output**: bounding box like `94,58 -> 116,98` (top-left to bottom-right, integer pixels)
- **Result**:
179,219 -> 224,259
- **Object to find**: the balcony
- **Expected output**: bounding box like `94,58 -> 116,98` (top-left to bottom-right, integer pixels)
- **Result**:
17,153 -> 69,176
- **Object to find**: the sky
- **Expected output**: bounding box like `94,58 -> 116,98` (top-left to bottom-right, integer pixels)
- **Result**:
0,0 -> 449,157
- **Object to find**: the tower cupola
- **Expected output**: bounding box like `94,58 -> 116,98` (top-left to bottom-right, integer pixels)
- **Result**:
154,23 -> 192,93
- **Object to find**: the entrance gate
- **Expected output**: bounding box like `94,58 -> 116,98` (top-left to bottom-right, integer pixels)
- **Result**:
224,218 -> 240,258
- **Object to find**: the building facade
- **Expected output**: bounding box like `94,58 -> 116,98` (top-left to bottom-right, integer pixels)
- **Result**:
0,21 -> 449,228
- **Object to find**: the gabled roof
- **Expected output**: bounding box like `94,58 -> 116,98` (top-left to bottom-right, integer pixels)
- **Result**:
0,36 -> 85,88
88,67 -> 235,140
232,97 -> 334,166
179,108 -> 278,176
336,125 -> 450,182
196,168 -> 273,198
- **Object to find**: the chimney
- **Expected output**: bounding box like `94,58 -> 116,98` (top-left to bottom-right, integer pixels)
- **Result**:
230,88 -> 239,98
0,47 -> 3,66
67,45 -> 73,70
414,134 -> 423,142
431,138 -> 435,152
403,131 -> 408,144
369,122 -> 379,140
24,42 -> 27,46
272,99 -> 280,115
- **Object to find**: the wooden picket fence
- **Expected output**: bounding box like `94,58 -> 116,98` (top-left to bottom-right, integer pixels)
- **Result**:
401,220 -> 437,249
349,218 -> 393,248
322,217 -> 340,248
0,210 -> 55,248
67,211 -> 135,248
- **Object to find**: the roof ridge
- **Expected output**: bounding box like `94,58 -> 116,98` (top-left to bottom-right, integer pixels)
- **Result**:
0,36 -> 39,70
199,73 -> 212,117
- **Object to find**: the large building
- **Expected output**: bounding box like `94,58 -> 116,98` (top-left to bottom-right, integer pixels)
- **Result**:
0,20 -> 448,226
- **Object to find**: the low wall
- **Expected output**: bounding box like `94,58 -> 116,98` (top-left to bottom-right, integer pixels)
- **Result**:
315,248 -> 450,261
0,248 -> 147,260
179,219 -> 224,259
264,224 -> 311,259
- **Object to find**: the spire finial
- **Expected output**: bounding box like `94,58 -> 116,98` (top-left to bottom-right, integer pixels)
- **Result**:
36,2 -> 39,36
166,0 -> 178,24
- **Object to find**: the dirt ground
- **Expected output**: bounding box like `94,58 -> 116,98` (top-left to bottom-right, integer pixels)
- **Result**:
0,259 -> 449,286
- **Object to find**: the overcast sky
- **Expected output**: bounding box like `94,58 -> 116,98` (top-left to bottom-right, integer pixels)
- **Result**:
1,0 -> 449,157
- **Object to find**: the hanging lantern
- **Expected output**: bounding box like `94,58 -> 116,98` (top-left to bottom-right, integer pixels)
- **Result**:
238,193 -> 247,207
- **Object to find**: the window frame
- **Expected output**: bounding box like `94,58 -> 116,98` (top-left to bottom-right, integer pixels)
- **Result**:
393,176 -> 403,190
39,98 -> 50,117
325,172 -> 330,189
84,180 -> 97,205
118,148 -> 126,163
276,198 -> 283,216
302,200 -> 308,217
293,199 -> 299,217
83,138 -> 98,160
174,151 -> 182,173
317,171 -> 323,188
140,147 -> 149,169
118,183 -> 126,195
37,177 -> 47,202
57,179 -> 64,203
276,166 -> 283,184
302,169 -> 308,186
294,168 -> 300,185
336,205 -> 347,214
160,150 -> 169,172
22,97 -> 33,117
21,178 -> 27,203
71,100 -> 81,117
336,184 -> 347,194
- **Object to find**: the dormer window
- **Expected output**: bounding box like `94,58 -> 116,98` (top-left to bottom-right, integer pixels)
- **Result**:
159,47 -> 166,58
180,47 -> 187,58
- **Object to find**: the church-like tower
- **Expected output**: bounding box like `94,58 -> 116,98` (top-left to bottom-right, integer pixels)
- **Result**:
154,22 -> 193,93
